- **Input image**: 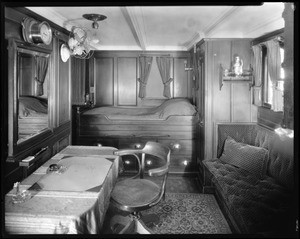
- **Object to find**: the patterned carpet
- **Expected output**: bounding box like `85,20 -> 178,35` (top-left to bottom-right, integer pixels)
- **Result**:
102,192 -> 232,234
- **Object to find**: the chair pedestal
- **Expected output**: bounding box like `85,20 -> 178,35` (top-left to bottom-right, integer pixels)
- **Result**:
110,211 -> 159,234
110,141 -> 170,234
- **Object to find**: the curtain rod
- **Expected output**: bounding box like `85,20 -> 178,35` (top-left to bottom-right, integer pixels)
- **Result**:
251,30 -> 284,46
251,36 -> 284,47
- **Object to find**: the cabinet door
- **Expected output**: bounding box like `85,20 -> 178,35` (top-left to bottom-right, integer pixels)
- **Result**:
174,57 -> 189,97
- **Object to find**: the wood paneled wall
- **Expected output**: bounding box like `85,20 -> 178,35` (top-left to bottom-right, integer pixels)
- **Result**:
89,51 -> 191,107
194,39 -> 258,161
3,7 -> 72,192
57,38 -> 71,125
71,58 -> 87,105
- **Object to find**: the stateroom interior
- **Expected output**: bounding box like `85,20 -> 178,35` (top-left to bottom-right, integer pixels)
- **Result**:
2,2 -> 297,237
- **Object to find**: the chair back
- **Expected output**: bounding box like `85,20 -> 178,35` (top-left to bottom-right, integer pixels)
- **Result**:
112,141 -> 171,211
140,141 -> 170,178
142,141 -> 171,163
114,141 -> 170,178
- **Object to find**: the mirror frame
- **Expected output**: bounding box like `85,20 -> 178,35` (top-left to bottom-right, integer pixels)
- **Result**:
7,38 -> 53,162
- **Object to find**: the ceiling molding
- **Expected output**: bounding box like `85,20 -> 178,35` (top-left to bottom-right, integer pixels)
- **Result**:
203,6 -> 240,37
184,31 -> 205,51
91,45 -> 143,51
121,7 -> 147,50
146,46 -> 187,51
26,7 -> 68,29
243,16 -> 284,37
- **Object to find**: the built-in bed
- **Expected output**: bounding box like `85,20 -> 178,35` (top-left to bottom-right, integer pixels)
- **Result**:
75,98 -> 200,174
18,96 -> 48,141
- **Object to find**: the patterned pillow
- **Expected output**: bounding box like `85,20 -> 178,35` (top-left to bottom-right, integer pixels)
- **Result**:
219,136 -> 269,179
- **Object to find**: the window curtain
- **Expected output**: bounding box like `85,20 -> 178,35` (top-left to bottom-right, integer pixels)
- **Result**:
35,56 -> 49,96
252,45 -> 263,106
138,56 -> 153,98
266,40 -> 283,111
156,57 -> 173,98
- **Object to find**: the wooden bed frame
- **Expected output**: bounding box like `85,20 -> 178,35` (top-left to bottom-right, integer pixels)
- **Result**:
74,108 -> 200,174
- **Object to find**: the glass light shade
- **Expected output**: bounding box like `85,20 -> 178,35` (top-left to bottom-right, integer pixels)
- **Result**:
92,21 -> 99,29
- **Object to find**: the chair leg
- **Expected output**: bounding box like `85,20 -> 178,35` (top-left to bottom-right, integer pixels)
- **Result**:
110,214 -> 132,233
119,217 -> 135,234
140,213 -> 160,228
135,218 -> 153,234
110,212 -> 157,234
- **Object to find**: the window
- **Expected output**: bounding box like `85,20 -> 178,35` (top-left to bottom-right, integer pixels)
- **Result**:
261,38 -> 284,111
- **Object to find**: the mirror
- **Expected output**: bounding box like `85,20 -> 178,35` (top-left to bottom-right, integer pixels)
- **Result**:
17,49 -> 50,143
7,38 -> 52,161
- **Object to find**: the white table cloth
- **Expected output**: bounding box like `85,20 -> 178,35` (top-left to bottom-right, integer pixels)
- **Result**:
5,146 -> 119,234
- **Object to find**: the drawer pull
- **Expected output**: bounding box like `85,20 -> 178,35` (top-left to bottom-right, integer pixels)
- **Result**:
34,146 -> 48,158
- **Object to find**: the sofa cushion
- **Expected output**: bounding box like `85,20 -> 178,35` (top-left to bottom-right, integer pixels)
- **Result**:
204,159 -> 293,234
264,133 -> 294,190
219,137 -> 269,178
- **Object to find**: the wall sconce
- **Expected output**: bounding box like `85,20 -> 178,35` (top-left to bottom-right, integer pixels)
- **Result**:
184,60 -> 193,71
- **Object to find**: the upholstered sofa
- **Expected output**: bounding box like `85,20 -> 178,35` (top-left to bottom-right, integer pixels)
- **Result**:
202,123 -> 295,236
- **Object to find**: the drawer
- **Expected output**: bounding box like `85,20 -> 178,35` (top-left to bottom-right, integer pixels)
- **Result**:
78,137 -> 119,148
118,138 -> 199,156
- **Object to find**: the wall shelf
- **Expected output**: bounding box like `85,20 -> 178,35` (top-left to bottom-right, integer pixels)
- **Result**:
219,64 -> 253,90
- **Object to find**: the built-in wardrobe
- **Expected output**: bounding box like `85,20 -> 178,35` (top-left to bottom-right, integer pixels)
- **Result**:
192,39 -> 258,189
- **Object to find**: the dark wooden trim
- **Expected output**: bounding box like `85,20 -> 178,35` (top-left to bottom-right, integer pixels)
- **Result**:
6,121 -> 71,163
197,38 -> 253,48
251,28 -> 284,46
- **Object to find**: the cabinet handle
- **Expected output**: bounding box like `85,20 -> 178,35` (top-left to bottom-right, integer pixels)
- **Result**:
34,146 -> 48,158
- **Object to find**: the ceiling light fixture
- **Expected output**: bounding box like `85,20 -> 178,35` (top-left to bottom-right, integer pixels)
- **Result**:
82,13 -> 107,29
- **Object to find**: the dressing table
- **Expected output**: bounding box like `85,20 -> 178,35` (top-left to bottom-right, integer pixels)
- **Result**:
5,146 -> 119,234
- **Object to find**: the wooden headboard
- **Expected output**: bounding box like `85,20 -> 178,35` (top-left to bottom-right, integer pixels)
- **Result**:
89,51 -> 193,108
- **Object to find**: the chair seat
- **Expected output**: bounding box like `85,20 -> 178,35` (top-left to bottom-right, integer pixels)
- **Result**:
111,179 -> 160,209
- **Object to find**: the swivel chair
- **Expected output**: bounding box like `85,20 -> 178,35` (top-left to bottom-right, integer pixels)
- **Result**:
110,141 -> 171,234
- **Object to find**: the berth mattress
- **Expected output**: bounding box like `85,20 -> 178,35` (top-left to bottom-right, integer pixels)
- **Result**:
83,98 -> 197,120
76,99 -> 199,173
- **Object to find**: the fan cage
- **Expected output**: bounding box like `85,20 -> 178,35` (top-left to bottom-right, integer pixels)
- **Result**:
68,26 -> 94,59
